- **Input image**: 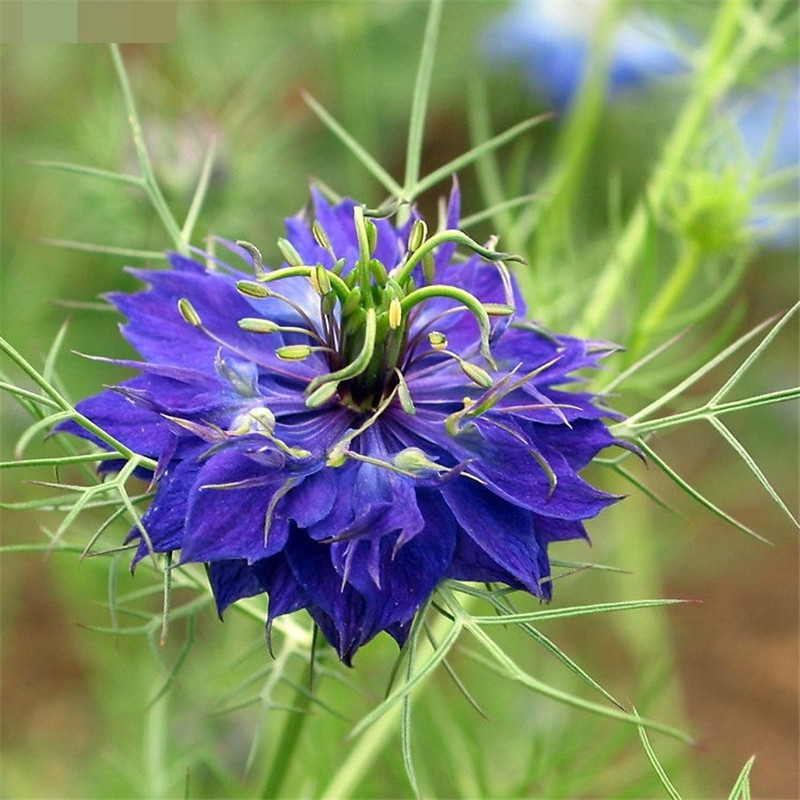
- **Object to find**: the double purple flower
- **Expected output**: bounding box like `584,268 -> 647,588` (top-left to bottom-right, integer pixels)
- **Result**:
64,186 -> 622,663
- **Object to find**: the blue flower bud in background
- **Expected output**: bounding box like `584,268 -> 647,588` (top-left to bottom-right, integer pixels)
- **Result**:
484,0 -> 686,110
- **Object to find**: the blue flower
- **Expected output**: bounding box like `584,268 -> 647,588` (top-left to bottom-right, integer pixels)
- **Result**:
722,71 -> 800,249
485,0 -> 686,109
62,185 -> 622,663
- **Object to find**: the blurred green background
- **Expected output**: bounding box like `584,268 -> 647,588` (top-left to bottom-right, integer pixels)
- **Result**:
1,2 -> 797,798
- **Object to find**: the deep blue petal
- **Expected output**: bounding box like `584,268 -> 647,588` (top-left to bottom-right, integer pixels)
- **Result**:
530,418 -> 619,470
391,409 -> 617,519
128,454 -> 205,563
207,559 -> 265,615
442,479 -> 549,597
180,450 -> 293,563
59,386 -> 176,459
111,265 -> 323,384
208,553 -> 310,622
285,499 -> 455,664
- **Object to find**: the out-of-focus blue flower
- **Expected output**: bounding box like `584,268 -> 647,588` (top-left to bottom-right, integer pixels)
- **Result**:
485,0 -> 686,109
61,185 -> 623,664
723,71 -> 800,249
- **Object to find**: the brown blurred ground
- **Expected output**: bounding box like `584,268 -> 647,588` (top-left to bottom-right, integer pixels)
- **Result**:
668,534 -> 799,799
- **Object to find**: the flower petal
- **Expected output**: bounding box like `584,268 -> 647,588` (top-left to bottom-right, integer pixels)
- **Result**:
180,450 -> 293,563
442,479 -> 550,597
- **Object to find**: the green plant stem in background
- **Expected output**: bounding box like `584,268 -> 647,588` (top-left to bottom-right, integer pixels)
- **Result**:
320,696 -> 402,800
109,44 -> 186,254
604,498 -> 700,796
628,239 -> 702,360
144,690 -> 170,800
0,334 -> 156,470
259,666 -> 315,800
579,0 -> 778,337
402,0 -> 443,203
319,597 -> 465,799
531,0 -> 626,265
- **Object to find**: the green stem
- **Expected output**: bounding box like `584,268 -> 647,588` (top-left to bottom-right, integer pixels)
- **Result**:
109,44 -> 185,253
259,671 -> 315,799
628,240 -> 702,360
144,691 -> 170,799
534,0 -> 626,257
320,702 -> 401,800
400,284 -> 493,363
614,386 -> 800,438
392,228 -> 514,286
403,0 -> 443,200
307,308 -> 377,396
601,498 -> 701,793
0,334 -> 156,468
578,0 -> 762,336
319,597 -> 471,799
258,266 -> 350,303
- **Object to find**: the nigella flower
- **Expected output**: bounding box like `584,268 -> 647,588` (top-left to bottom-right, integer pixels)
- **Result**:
485,0 -> 686,110
62,184 -> 623,664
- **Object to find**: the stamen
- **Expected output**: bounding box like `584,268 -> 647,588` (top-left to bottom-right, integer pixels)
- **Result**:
393,368 -> 416,414
428,331 -> 447,350
276,344 -> 323,361
482,303 -> 515,316
311,220 -> 335,256
388,298 -> 402,330
254,266 -> 349,302
236,280 -> 271,299
341,287 -> 362,317
235,240 -> 266,277
408,219 -> 427,252
443,350 -> 493,388
368,258 -> 388,287
237,318 -> 280,333
175,305 -> 311,383
237,318 -> 325,344
276,237 -> 305,267
241,284 -> 328,342
306,381 -> 340,408
365,220 -> 378,256
353,206 -> 375,297
312,264 -> 332,296
177,298 -> 202,327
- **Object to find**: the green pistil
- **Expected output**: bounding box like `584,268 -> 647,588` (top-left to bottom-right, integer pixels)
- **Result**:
306,307 -> 377,404
401,284 -> 496,369
353,206 -> 376,304
391,228 -> 523,286
255,265 -> 350,303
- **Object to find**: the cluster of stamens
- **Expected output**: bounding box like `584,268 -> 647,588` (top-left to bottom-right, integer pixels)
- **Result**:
178,204 -> 521,415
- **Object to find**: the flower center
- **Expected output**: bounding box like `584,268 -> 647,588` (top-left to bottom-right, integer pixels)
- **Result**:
179,203 -> 522,414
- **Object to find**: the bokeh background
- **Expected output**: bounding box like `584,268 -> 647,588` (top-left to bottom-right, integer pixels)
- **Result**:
1,2 -> 798,798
